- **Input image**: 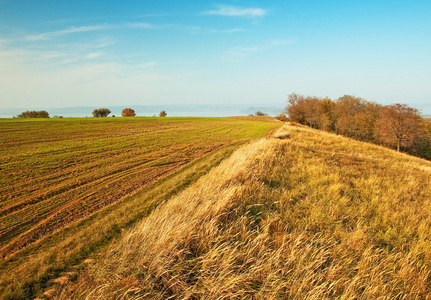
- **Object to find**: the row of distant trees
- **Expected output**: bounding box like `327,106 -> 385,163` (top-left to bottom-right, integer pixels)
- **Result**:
16,110 -> 50,118
285,93 -> 431,160
92,108 -> 167,118
14,109 -> 167,118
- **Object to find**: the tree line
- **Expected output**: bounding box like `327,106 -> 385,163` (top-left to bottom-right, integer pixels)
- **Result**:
15,108 -> 168,118
286,93 -> 431,160
16,110 -> 50,118
91,108 -> 167,117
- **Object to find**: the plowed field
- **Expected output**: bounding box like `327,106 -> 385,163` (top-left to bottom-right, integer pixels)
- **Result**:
0,117 -> 281,258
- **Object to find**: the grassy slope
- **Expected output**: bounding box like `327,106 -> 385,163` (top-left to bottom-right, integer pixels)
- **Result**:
0,117 -> 281,299
57,123 -> 431,299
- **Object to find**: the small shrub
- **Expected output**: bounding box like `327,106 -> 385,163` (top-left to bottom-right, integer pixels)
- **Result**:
159,111 -> 167,117
275,113 -> 288,122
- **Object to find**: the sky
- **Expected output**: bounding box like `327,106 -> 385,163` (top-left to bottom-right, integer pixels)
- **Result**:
0,0 -> 430,115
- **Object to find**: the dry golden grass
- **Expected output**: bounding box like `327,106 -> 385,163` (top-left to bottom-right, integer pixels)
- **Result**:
56,123 -> 431,299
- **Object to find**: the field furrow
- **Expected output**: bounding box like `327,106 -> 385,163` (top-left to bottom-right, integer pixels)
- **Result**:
0,117 -> 281,258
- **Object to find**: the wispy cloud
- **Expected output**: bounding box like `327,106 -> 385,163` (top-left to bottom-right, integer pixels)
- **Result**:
224,46 -> 260,61
42,19 -> 76,25
139,61 -> 157,68
223,40 -> 292,62
138,13 -> 171,18
203,5 -> 267,17
85,52 -> 103,59
25,23 -> 157,41
25,25 -> 114,41
127,22 -> 155,29
210,28 -> 244,33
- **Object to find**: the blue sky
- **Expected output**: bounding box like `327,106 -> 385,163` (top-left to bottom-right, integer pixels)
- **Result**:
0,0 -> 430,114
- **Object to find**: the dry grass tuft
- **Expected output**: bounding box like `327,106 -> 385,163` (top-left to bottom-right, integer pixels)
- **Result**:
57,124 -> 431,299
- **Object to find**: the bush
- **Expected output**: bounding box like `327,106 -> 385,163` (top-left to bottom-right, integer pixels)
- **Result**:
275,113 -> 288,122
92,108 -> 111,117
255,111 -> 267,116
121,108 -> 136,117
159,111 -> 167,117
17,110 -> 50,118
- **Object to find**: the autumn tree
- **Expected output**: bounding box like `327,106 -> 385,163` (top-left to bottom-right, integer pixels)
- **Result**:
286,94 -> 336,130
303,96 -> 323,128
255,111 -> 267,116
286,93 -> 307,124
121,108 -> 136,117
285,92 -> 430,159
92,108 -> 111,117
159,111 -> 167,117
412,119 -> 431,159
375,104 -> 421,152
17,110 -> 50,118
319,98 -> 336,131
333,95 -> 381,141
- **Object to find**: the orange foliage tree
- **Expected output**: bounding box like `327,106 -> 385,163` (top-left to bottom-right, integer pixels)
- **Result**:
333,95 -> 381,141
375,104 -> 421,152
121,108 -> 136,117
285,93 -> 431,159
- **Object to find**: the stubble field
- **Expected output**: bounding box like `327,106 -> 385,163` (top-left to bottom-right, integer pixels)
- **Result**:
0,117 -> 281,258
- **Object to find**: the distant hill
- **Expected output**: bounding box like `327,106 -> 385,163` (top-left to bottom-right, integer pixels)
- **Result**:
54,123 -> 431,299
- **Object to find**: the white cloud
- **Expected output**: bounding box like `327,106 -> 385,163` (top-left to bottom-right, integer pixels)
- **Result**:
203,5 -> 267,17
23,23 -> 156,41
25,25 -> 114,41
85,52 -> 103,59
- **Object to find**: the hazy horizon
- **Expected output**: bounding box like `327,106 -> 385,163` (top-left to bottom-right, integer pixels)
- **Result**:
0,103 -> 287,119
1,1 -> 430,114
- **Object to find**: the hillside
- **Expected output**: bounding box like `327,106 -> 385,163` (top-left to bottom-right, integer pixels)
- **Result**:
50,123 -> 431,299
